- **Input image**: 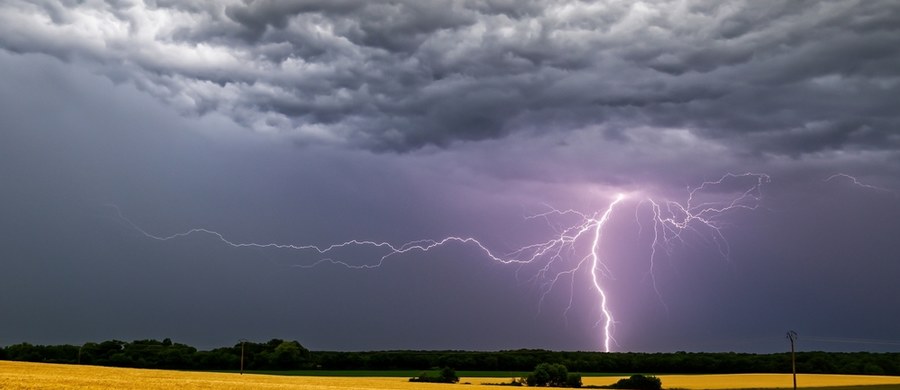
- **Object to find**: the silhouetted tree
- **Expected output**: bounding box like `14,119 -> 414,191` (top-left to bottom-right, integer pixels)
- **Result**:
273,341 -> 306,370
409,366 -> 459,383
609,374 -> 661,390
527,363 -> 569,387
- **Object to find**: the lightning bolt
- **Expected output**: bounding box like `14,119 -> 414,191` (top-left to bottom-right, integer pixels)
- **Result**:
646,172 -> 769,261
590,193 -> 626,352
640,173 -> 769,310
825,173 -> 899,197
110,173 -> 767,352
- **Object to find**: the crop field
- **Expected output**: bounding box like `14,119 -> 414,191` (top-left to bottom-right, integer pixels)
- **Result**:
640,374 -> 900,389
471,374 -> 900,389
241,370 -> 630,377
4,361 -> 900,389
1,361 -> 413,390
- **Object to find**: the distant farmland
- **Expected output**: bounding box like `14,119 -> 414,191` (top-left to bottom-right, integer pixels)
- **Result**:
4,361 -> 900,389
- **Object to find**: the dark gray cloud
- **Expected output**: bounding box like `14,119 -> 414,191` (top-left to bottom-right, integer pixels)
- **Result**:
2,0 -> 898,153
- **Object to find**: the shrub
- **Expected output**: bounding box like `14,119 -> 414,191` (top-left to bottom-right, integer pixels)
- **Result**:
485,377 -> 526,386
409,366 -> 459,383
608,374 -> 662,390
526,363 -> 572,387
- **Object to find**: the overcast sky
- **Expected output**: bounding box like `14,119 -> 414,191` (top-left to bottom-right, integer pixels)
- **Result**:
2,0 -> 899,353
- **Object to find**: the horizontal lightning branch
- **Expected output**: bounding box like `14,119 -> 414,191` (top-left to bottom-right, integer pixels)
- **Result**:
111,173 -> 769,352
825,173 -> 899,198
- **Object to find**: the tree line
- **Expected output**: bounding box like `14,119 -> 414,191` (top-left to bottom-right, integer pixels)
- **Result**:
312,349 -> 900,375
2,340 -> 898,375
1,339 -> 309,371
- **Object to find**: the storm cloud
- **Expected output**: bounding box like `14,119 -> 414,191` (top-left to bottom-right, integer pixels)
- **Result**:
2,0 -> 898,152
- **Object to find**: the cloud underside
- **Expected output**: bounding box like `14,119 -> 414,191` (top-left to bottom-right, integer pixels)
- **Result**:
1,0 -> 899,153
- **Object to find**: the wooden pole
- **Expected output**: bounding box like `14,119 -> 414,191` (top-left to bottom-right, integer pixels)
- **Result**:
787,331 -> 798,390
240,340 -> 245,375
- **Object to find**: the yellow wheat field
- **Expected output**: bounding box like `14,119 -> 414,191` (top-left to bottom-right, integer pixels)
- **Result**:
643,373 -> 900,389
471,374 -> 900,389
0,361 -> 425,390
4,361 -> 900,389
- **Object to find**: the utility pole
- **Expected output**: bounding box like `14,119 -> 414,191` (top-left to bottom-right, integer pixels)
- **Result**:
239,339 -> 248,375
787,330 -> 798,390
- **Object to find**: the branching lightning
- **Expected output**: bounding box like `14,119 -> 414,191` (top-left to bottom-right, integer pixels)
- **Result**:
825,173 -> 899,197
111,173 -> 768,352
641,172 -> 769,308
